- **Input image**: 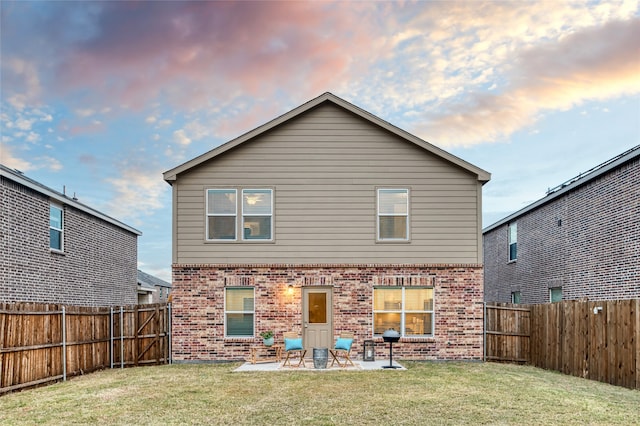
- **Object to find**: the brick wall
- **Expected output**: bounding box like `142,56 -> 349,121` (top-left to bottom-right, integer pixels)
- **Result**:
0,177 -> 138,306
484,157 -> 640,303
171,264 -> 483,362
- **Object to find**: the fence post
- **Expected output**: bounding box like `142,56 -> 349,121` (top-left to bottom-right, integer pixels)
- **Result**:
110,307 -> 113,369
168,303 -> 172,365
636,299 -> 640,390
483,302 -> 487,362
62,306 -> 66,382
120,306 -> 124,369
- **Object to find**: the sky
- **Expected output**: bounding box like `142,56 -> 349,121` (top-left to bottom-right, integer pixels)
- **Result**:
1,1 -> 639,282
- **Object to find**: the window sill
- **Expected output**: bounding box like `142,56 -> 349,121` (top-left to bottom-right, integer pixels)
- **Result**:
50,249 -> 65,256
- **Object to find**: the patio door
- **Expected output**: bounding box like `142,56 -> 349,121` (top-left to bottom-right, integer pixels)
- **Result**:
302,287 -> 332,351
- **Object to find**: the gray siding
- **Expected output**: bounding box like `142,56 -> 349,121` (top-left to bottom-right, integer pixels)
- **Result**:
173,103 -> 483,265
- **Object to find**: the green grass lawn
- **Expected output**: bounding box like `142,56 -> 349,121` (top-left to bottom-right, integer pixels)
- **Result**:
1,362 -> 638,425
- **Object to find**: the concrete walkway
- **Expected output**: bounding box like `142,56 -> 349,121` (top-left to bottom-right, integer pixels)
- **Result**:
234,359 -> 405,372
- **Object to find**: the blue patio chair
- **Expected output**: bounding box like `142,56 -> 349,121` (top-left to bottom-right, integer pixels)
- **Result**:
282,332 -> 306,367
330,332 -> 355,368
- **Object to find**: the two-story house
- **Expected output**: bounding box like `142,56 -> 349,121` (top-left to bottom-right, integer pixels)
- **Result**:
1,164 -> 141,306
163,93 -> 490,362
484,144 -> 639,304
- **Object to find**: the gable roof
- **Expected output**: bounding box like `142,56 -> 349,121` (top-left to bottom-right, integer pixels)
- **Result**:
163,92 -> 490,184
483,144 -> 640,233
137,269 -> 171,289
0,164 -> 142,236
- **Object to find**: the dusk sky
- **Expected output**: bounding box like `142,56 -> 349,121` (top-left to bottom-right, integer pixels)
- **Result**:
1,1 -> 639,282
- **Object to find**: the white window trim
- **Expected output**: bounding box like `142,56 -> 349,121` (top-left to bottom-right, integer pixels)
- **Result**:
376,188 -> 409,242
205,189 -> 237,241
49,203 -> 64,252
373,287 -> 434,337
241,188 -> 273,242
224,287 -> 255,338
508,222 -> 517,262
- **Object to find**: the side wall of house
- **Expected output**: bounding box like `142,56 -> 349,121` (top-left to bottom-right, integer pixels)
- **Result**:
172,265 -> 484,362
484,157 -> 640,303
0,177 -> 138,306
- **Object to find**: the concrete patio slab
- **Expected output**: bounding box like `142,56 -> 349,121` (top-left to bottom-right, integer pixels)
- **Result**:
234,359 -> 406,372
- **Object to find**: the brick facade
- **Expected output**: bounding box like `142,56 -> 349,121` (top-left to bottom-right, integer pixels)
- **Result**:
172,264 -> 484,362
1,175 -> 139,306
484,155 -> 639,304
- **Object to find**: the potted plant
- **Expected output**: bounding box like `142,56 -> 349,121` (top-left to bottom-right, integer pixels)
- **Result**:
259,330 -> 274,347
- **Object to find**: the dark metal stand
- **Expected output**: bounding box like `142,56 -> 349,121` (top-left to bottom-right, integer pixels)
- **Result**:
382,341 -> 400,369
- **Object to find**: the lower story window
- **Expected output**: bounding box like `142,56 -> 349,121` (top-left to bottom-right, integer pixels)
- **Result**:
225,287 -> 254,337
511,291 -> 521,304
373,287 -> 433,336
550,287 -> 562,303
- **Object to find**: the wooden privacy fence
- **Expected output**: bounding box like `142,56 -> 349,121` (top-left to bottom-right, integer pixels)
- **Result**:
0,302 -> 171,394
485,299 -> 640,389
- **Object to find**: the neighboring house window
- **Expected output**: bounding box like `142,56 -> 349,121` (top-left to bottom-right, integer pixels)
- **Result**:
206,189 -> 237,240
49,204 -> 63,251
225,287 -> 254,337
373,287 -> 433,336
508,222 -> 517,261
550,287 -> 562,303
377,189 -> 409,241
242,189 -> 272,240
511,291 -> 521,304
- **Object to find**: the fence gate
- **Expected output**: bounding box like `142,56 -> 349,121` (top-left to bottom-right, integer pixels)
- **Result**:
484,302 -> 531,363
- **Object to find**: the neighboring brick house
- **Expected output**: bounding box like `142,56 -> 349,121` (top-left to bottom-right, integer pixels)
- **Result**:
163,92 -> 491,362
137,269 -> 172,304
0,164 -> 141,306
484,145 -> 640,304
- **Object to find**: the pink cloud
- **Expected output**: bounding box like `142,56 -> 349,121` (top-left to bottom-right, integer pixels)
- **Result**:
418,17 -> 640,147
51,2 -> 367,110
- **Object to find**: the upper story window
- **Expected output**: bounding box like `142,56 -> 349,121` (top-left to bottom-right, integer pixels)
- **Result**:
242,189 -> 272,240
206,188 -> 273,241
225,287 -> 254,337
206,189 -> 237,240
377,188 -> 409,241
49,204 -> 63,251
508,222 -> 517,261
373,287 -> 433,337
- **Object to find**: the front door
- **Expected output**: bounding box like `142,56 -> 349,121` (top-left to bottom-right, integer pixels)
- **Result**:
302,287 -> 332,351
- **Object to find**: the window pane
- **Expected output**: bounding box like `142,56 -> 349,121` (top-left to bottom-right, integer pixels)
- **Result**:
374,288 -> 402,311
405,288 -> 433,311
243,190 -> 272,215
226,289 -> 254,311
208,190 -> 236,214
379,216 -> 407,239
374,313 -> 401,334
243,216 -> 271,240
405,313 -> 432,335
308,293 -> 327,324
50,206 -> 62,228
550,287 -> 562,303
226,313 -> 254,336
208,217 -> 236,239
379,189 -> 407,214
50,229 -> 62,250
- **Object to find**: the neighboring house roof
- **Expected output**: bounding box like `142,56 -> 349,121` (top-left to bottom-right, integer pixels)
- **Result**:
137,269 -> 172,289
483,144 -> 640,233
163,92 -> 491,184
1,164 -> 142,236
